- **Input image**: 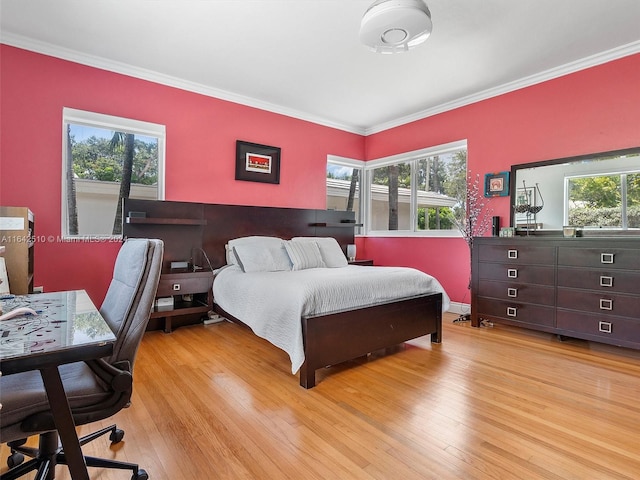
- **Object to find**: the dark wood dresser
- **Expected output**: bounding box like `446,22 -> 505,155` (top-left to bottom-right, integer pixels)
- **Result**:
471,236 -> 640,350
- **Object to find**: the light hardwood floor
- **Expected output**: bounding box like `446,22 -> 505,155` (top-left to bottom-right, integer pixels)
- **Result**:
3,313 -> 639,479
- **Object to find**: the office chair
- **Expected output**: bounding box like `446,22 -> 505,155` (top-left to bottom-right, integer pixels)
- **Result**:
0,238 -> 163,480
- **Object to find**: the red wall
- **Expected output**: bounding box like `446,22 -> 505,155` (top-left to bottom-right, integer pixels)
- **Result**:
0,46 -> 364,304
363,53 -> 640,303
1,44 -> 639,307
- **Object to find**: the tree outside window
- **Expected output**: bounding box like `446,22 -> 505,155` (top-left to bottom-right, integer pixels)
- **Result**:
568,170 -> 640,229
63,108 -> 165,237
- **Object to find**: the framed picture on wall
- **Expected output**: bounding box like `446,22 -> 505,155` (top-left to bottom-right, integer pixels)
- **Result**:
484,171 -> 510,197
235,140 -> 281,184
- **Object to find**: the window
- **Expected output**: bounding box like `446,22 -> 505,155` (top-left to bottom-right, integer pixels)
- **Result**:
364,141 -> 467,235
566,167 -> 640,229
62,108 -> 165,237
326,156 -> 364,232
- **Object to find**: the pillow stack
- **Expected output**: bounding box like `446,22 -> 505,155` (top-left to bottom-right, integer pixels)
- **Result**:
226,236 -> 349,273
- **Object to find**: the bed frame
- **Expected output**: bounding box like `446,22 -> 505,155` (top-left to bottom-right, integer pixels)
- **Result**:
123,199 -> 443,388
299,293 -> 442,388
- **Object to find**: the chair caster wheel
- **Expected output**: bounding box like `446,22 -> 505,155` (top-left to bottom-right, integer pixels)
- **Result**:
132,469 -> 149,480
7,452 -> 25,468
110,428 -> 125,443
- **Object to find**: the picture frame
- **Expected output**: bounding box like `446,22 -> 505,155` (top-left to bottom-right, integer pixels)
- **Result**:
235,140 -> 281,184
484,171 -> 510,197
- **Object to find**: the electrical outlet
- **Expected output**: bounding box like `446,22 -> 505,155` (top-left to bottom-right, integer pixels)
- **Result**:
33,286 -> 44,293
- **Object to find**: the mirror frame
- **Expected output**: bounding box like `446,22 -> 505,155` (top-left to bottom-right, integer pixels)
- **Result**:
509,146 -> 640,233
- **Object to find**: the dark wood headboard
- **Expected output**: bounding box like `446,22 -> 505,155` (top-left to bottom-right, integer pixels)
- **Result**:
123,199 -> 356,271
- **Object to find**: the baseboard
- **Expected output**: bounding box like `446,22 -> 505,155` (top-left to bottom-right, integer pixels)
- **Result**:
446,301 -> 470,316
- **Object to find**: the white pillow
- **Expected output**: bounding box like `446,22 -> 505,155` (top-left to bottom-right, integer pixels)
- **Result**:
233,243 -> 292,273
225,236 -> 285,265
284,240 -> 326,270
292,237 -> 348,268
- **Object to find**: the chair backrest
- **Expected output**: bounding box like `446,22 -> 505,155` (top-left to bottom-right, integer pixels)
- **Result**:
100,238 -> 163,367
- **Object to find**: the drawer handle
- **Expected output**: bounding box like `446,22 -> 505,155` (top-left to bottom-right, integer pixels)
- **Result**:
598,321 -> 612,334
599,276 -> 613,287
507,269 -> 518,278
599,299 -> 613,311
506,307 -> 517,317
507,288 -> 518,298
600,253 -> 614,264
172,283 -> 181,291
507,249 -> 518,259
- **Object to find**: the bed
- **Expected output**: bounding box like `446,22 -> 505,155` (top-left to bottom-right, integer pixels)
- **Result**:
212,235 -> 449,388
122,199 -> 450,388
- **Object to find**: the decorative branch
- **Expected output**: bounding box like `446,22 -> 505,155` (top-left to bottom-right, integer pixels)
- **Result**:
455,173 -> 493,291
457,174 -> 493,247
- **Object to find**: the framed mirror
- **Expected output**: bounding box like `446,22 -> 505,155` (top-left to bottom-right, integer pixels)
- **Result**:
509,147 -> 640,233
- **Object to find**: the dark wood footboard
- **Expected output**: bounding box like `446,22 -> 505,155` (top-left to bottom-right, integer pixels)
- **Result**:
299,293 -> 442,388
214,292 -> 442,389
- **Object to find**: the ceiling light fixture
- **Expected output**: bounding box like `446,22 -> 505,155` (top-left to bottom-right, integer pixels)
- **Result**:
359,0 -> 432,54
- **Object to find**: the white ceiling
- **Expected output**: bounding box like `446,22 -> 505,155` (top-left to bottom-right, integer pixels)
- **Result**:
2,0 -> 640,135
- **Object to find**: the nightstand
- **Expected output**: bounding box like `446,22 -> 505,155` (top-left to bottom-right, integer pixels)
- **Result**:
348,259 -> 374,266
151,270 -> 213,333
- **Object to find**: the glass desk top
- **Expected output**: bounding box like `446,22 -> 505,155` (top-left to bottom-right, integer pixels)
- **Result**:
0,290 -> 116,364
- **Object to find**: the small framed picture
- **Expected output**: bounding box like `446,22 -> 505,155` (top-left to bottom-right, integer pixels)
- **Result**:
235,140 -> 281,184
484,171 -> 510,197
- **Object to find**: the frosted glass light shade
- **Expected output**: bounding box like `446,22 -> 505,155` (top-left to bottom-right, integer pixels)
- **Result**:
347,244 -> 357,261
359,0 -> 432,54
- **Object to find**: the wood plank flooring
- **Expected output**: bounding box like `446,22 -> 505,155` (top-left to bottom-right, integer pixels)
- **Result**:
2,313 -> 639,479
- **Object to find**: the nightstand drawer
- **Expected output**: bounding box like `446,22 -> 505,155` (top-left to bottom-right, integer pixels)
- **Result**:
156,272 -> 213,297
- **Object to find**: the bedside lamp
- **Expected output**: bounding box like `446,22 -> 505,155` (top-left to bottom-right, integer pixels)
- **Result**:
347,244 -> 357,262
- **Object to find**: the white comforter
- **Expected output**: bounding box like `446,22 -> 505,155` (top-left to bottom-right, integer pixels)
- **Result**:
213,265 -> 450,374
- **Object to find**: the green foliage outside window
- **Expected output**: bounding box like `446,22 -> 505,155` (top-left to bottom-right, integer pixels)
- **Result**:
71,132 -> 158,185
568,171 -> 640,228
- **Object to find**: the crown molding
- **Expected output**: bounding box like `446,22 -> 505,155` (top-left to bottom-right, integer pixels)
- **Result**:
0,32 -> 366,136
2,32 -> 638,137
364,40 -> 640,135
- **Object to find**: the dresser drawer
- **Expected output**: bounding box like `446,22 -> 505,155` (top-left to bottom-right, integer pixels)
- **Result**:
478,244 -> 555,265
478,263 -> 555,286
557,267 -> 640,295
557,288 -> 640,320
476,297 -> 555,327
558,247 -> 640,270
477,281 -> 555,305
156,272 -> 213,297
557,310 -> 640,344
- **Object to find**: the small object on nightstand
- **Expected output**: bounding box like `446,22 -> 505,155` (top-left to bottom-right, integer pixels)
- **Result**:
154,297 -> 174,311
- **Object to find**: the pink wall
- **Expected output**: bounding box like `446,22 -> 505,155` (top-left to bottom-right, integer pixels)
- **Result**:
1,44 -> 638,307
363,53 -> 640,303
0,46 -> 364,304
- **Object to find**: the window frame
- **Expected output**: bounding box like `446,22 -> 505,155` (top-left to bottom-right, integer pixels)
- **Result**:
363,140 -> 467,238
326,155 -> 365,234
61,107 -> 166,239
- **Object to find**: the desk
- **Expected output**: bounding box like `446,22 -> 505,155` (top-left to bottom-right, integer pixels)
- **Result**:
0,290 -> 115,480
